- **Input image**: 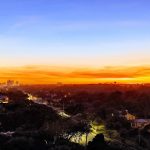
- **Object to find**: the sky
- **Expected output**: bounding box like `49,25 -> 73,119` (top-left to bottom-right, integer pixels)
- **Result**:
0,0 -> 150,84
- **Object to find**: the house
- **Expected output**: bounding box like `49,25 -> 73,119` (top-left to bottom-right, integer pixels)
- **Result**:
112,110 -> 150,129
113,110 -> 136,121
0,95 -> 9,104
131,119 -> 150,129
124,112 -> 136,121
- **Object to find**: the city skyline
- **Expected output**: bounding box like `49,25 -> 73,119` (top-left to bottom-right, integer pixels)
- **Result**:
0,0 -> 150,83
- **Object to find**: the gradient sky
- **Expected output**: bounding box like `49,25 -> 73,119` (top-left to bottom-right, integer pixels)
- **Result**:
0,0 -> 150,83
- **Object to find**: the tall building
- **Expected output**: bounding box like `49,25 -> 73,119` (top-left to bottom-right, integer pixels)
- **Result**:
7,80 -> 15,87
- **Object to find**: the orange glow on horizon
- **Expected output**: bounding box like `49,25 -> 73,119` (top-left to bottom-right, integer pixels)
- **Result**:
0,65 -> 150,84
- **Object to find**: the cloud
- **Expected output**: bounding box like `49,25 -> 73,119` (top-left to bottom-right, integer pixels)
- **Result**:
68,66 -> 150,79
0,65 -> 150,84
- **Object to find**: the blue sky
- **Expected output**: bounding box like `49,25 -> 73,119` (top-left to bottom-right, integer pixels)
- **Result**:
0,0 -> 150,67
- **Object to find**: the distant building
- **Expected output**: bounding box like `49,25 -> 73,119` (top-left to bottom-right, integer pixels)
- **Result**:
57,82 -> 63,86
15,81 -> 20,86
7,80 -> 15,87
5,80 -> 20,87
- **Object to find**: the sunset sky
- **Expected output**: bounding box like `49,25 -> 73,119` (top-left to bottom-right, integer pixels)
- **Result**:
0,0 -> 150,84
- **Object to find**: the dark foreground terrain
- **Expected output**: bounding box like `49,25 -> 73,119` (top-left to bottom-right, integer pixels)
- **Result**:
0,84 -> 150,150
